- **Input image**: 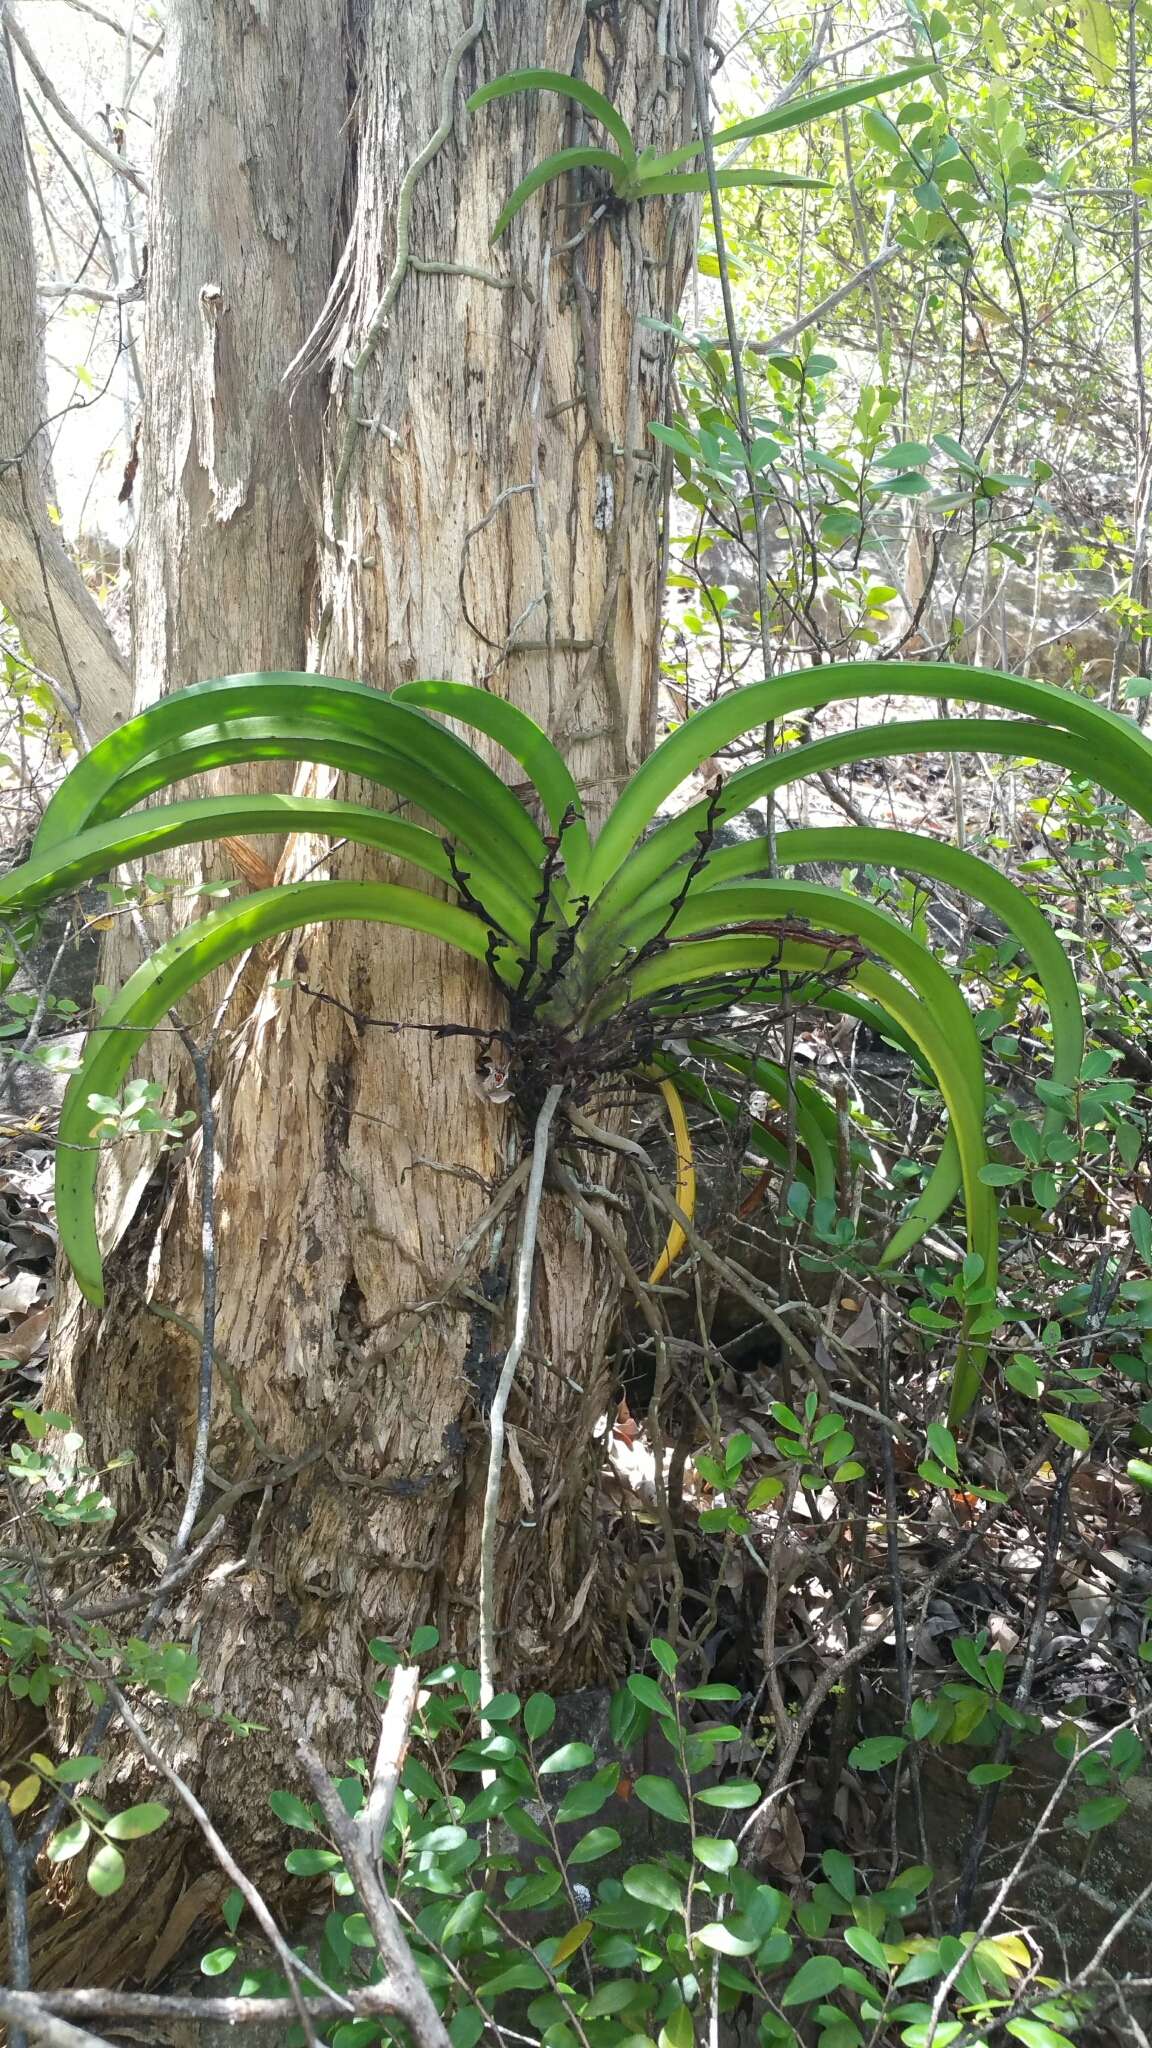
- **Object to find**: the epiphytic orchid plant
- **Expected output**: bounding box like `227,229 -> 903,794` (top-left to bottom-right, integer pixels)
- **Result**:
3,662 -> 1149,1421
466,63 -> 936,240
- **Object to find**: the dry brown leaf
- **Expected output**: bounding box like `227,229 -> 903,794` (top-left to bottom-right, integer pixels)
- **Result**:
1069,1462 -> 1133,1514
3,1304 -> 50,1361
0,1270 -> 43,1313
986,1613 -> 1022,1656
748,1793 -> 805,1878
612,1398 -> 639,1448
1067,1574 -> 1111,1634
560,1556 -> 598,1636
839,1296 -> 879,1351
143,1872 -> 229,1983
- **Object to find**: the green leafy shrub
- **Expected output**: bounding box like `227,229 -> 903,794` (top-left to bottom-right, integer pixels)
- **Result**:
219,1639 -> 1088,2048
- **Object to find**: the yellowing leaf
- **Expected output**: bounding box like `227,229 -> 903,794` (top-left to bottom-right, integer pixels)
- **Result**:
1076,0 -> 1117,85
968,296 -> 1010,326
552,1917 -> 593,1965
697,249 -> 746,283
976,1932 -> 1031,1977
982,9 -> 1011,70
105,1801 -> 169,1840
8,1774 -> 41,1815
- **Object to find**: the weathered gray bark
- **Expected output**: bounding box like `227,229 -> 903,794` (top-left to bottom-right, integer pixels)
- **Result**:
23,0 -> 349,1985
130,0 -> 347,708
0,26 -> 130,740
67,0 -> 353,1274
33,0 -> 709,1985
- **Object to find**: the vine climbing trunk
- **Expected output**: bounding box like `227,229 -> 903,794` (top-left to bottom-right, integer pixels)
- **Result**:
32,0 -> 712,1990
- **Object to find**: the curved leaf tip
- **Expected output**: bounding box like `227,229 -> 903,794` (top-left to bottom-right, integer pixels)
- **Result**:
467,67 -> 636,161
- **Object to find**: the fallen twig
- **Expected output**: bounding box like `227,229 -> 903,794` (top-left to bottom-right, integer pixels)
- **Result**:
0,1992 -> 112,2048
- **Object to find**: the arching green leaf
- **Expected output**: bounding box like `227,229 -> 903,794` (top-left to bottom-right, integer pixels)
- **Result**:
640,63 -> 937,178
589,661 -> 1152,895
56,883 -> 505,1306
0,794 -> 534,945
485,147 -> 626,242
35,673 -> 548,883
467,69 -> 636,161
614,933 -> 997,1419
636,169 -> 830,199
392,678 -> 590,894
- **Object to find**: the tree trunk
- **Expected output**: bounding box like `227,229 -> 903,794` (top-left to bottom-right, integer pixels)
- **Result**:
34,0 -> 707,1986
0,30 -> 130,741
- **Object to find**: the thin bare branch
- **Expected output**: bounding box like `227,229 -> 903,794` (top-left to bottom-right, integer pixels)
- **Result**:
703,244 -> 902,358
360,1662 -> 421,1860
56,0 -> 162,54
0,28 -> 130,738
3,6 -> 148,193
20,1988 -> 403,2030
105,1683 -> 340,2046
0,1992 -> 113,2048
298,1740 -> 454,2048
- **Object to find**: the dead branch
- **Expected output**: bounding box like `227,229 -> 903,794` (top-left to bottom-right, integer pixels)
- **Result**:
298,1736 -> 454,2048
3,8 -> 147,194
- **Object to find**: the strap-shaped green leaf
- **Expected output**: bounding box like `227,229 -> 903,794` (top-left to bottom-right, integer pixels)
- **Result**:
657,879 -> 986,1107
635,169 -> 830,198
35,673 -> 546,876
667,879 -> 990,1273
74,717 -> 546,907
485,146 -> 626,242
56,882 -> 505,1306
616,933 -> 997,1419
639,62 -> 936,179
646,961 -> 961,1253
879,1132 -> 961,1270
589,660 -> 1152,893
654,979 -> 927,1069
392,678 -> 590,894
0,795 -> 534,946
620,822 -> 1083,1117
598,876 -> 990,1263
0,911 -> 42,996
587,711 -> 1152,933
463,69 -> 631,159
466,69 -> 636,160
689,1037 -> 842,1137
650,1056 -> 820,1193
673,1042 -> 839,1202
643,968 -> 960,1259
